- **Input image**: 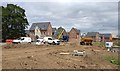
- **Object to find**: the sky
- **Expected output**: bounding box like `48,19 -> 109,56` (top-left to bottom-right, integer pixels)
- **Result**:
2,0 -> 119,36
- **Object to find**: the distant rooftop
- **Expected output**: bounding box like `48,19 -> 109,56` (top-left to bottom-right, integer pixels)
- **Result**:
29,22 -> 51,30
86,32 -> 99,36
100,33 -> 112,37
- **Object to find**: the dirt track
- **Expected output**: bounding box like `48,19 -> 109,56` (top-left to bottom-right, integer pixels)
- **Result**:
2,43 -> 118,69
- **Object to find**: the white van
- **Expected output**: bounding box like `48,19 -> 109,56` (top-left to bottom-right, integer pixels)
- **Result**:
43,37 -> 60,45
43,37 -> 52,43
13,37 -> 31,44
36,38 -> 44,45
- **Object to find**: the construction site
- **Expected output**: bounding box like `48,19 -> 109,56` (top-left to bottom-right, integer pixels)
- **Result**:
2,22 -> 120,69
1,21 -> 119,69
1,3 -> 120,69
2,42 -> 119,69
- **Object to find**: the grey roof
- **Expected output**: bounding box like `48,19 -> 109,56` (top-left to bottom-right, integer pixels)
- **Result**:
57,27 -> 66,33
29,22 -> 50,30
69,28 -> 80,35
58,27 -> 65,30
72,28 -> 80,34
86,32 -> 98,36
100,33 -> 112,37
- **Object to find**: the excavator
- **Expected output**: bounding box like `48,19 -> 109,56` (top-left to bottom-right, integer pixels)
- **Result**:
58,30 -> 64,40
80,37 -> 93,45
57,30 -> 69,42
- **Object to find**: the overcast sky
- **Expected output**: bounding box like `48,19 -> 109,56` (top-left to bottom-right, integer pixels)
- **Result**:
2,1 -> 118,36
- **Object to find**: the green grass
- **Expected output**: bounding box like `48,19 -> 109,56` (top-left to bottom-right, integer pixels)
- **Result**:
93,42 -> 105,47
93,42 -> 120,47
113,42 -> 120,46
104,56 -> 120,66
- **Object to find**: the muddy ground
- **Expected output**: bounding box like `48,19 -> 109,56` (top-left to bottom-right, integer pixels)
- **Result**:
2,43 -> 118,69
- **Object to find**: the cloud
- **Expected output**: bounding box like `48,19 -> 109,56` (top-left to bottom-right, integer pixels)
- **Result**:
2,2 -> 118,35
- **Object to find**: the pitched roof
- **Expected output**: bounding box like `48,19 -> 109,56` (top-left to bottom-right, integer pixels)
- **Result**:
57,27 -> 66,33
58,27 -> 65,30
29,22 -> 50,30
86,32 -> 98,36
71,28 -> 80,34
100,33 -> 112,37
75,28 -> 80,34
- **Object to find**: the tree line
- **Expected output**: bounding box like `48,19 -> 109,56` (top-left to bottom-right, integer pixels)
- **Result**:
1,4 -> 29,41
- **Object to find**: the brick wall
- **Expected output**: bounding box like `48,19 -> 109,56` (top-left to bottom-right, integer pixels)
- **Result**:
29,31 -> 36,41
69,29 -> 80,43
46,24 -> 52,36
95,32 -> 100,42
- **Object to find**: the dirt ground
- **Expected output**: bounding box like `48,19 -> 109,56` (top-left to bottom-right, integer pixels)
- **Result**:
2,43 -> 118,69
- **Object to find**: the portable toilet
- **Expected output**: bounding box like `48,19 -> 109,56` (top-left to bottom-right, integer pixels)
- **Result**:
105,42 -> 113,51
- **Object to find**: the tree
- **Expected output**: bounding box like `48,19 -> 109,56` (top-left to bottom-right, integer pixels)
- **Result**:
2,4 -> 29,40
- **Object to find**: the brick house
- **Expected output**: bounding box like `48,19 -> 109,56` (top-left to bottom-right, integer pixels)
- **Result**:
68,27 -> 80,43
112,36 -> 119,42
29,22 -> 52,41
86,32 -> 99,42
52,28 -> 57,38
99,33 -> 112,42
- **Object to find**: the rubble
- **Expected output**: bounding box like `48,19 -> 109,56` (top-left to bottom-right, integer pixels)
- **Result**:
27,56 -> 33,59
72,50 -> 86,56
59,52 -> 70,55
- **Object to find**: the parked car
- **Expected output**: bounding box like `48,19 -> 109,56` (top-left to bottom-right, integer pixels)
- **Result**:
36,38 -> 44,45
43,37 -> 60,45
13,37 -> 31,44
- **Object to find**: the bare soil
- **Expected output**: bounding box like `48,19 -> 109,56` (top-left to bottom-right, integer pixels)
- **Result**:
2,43 -> 118,69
